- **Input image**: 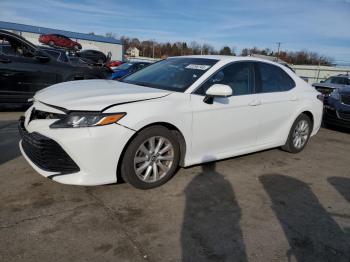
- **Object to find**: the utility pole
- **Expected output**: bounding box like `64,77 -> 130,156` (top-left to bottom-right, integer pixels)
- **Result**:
276,42 -> 282,62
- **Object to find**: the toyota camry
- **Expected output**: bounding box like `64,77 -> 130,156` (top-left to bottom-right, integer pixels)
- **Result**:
19,56 -> 323,189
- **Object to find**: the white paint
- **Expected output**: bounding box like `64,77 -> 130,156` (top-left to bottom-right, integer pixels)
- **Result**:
20,56 -> 323,186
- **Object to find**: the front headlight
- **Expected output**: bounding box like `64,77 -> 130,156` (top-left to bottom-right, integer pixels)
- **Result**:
330,89 -> 340,100
50,112 -> 126,128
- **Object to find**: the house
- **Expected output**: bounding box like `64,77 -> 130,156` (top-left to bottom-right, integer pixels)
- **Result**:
126,47 -> 140,57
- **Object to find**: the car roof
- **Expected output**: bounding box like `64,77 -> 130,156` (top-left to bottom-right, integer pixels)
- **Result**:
169,55 -> 284,66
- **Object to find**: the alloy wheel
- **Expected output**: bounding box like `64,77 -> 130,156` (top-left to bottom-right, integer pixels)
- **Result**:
292,120 -> 309,149
133,136 -> 174,183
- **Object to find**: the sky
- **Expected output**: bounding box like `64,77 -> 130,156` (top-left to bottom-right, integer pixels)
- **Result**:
0,0 -> 349,64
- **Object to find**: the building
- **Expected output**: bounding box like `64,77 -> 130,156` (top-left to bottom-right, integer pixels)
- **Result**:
0,21 -> 123,61
126,47 -> 140,57
291,65 -> 350,84
249,53 -> 350,84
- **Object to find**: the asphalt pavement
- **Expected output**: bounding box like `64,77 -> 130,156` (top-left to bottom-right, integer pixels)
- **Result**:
0,112 -> 349,262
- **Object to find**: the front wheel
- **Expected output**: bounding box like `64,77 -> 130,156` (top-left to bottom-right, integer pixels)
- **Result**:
121,126 -> 180,189
282,114 -> 312,153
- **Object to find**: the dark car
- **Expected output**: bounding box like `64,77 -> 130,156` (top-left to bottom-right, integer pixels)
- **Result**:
76,49 -> 108,65
111,62 -> 151,80
0,30 -> 110,108
39,34 -> 82,50
313,74 -> 350,96
323,86 -> 350,128
39,47 -> 70,63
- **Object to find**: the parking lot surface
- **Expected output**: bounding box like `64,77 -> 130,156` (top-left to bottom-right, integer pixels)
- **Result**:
0,112 -> 349,262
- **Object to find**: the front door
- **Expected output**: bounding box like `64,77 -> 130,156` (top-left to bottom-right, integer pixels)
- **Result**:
0,34 -> 58,104
190,62 -> 261,163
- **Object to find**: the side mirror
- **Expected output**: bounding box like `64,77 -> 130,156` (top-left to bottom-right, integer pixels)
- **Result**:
204,84 -> 232,104
35,50 -> 50,62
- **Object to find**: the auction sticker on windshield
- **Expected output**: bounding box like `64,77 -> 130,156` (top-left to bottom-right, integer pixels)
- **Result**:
185,64 -> 211,70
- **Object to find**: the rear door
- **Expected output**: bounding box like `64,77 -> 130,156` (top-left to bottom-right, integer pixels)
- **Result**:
254,62 -> 297,146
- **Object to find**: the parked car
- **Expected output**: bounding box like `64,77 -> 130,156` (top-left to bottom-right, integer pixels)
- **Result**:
313,74 -> 350,96
111,62 -> 151,80
19,56 -> 323,189
76,49 -> 108,65
39,34 -> 82,50
0,30 -> 110,107
323,86 -> 350,128
39,47 -> 70,63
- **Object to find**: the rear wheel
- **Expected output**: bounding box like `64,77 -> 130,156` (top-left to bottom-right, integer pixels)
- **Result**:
121,126 -> 180,189
48,41 -> 54,46
282,114 -> 312,153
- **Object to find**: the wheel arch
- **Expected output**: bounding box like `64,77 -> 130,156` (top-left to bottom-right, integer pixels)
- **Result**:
116,121 -> 187,182
283,109 -> 315,145
301,110 -> 314,130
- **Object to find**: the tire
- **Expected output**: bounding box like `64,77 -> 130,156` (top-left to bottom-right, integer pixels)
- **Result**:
121,126 -> 180,189
74,45 -> 80,50
282,114 -> 312,153
48,41 -> 54,46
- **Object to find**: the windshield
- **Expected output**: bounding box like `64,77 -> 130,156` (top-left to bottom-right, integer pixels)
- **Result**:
116,63 -> 134,70
122,58 -> 218,92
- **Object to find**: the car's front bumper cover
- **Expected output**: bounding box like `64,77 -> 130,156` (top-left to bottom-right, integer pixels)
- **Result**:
19,117 -> 80,175
19,108 -> 135,186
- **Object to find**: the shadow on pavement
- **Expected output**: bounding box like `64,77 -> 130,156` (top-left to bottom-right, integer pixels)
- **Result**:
323,123 -> 350,134
260,174 -> 350,262
181,162 -> 247,262
328,177 -> 350,203
0,120 -> 21,165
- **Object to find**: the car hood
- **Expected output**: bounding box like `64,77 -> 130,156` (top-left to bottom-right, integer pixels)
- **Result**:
34,80 -> 171,111
312,82 -> 348,89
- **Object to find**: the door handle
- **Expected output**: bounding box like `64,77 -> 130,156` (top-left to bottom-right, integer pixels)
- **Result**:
249,100 -> 262,106
0,58 -> 11,63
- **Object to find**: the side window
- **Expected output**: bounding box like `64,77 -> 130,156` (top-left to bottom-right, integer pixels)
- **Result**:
0,36 -> 34,58
257,62 -> 295,93
195,62 -> 253,96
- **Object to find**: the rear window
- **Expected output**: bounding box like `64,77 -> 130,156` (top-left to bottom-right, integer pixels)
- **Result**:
326,77 -> 350,85
256,62 -> 295,93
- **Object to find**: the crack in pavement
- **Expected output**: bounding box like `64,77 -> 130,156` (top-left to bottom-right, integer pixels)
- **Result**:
0,203 -> 92,230
84,188 -> 151,262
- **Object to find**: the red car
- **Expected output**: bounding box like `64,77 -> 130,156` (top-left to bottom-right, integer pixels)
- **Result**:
106,60 -> 124,70
39,34 -> 82,50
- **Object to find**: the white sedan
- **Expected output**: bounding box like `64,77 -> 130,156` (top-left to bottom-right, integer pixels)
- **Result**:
19,56 -> 323,189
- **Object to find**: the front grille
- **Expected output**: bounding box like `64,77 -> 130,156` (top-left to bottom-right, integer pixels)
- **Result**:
341,95 -> 350,105
315,86 -> 333,96
29,108 -> 65,122
337,111 -> 350,121
19,117 -> 79,174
